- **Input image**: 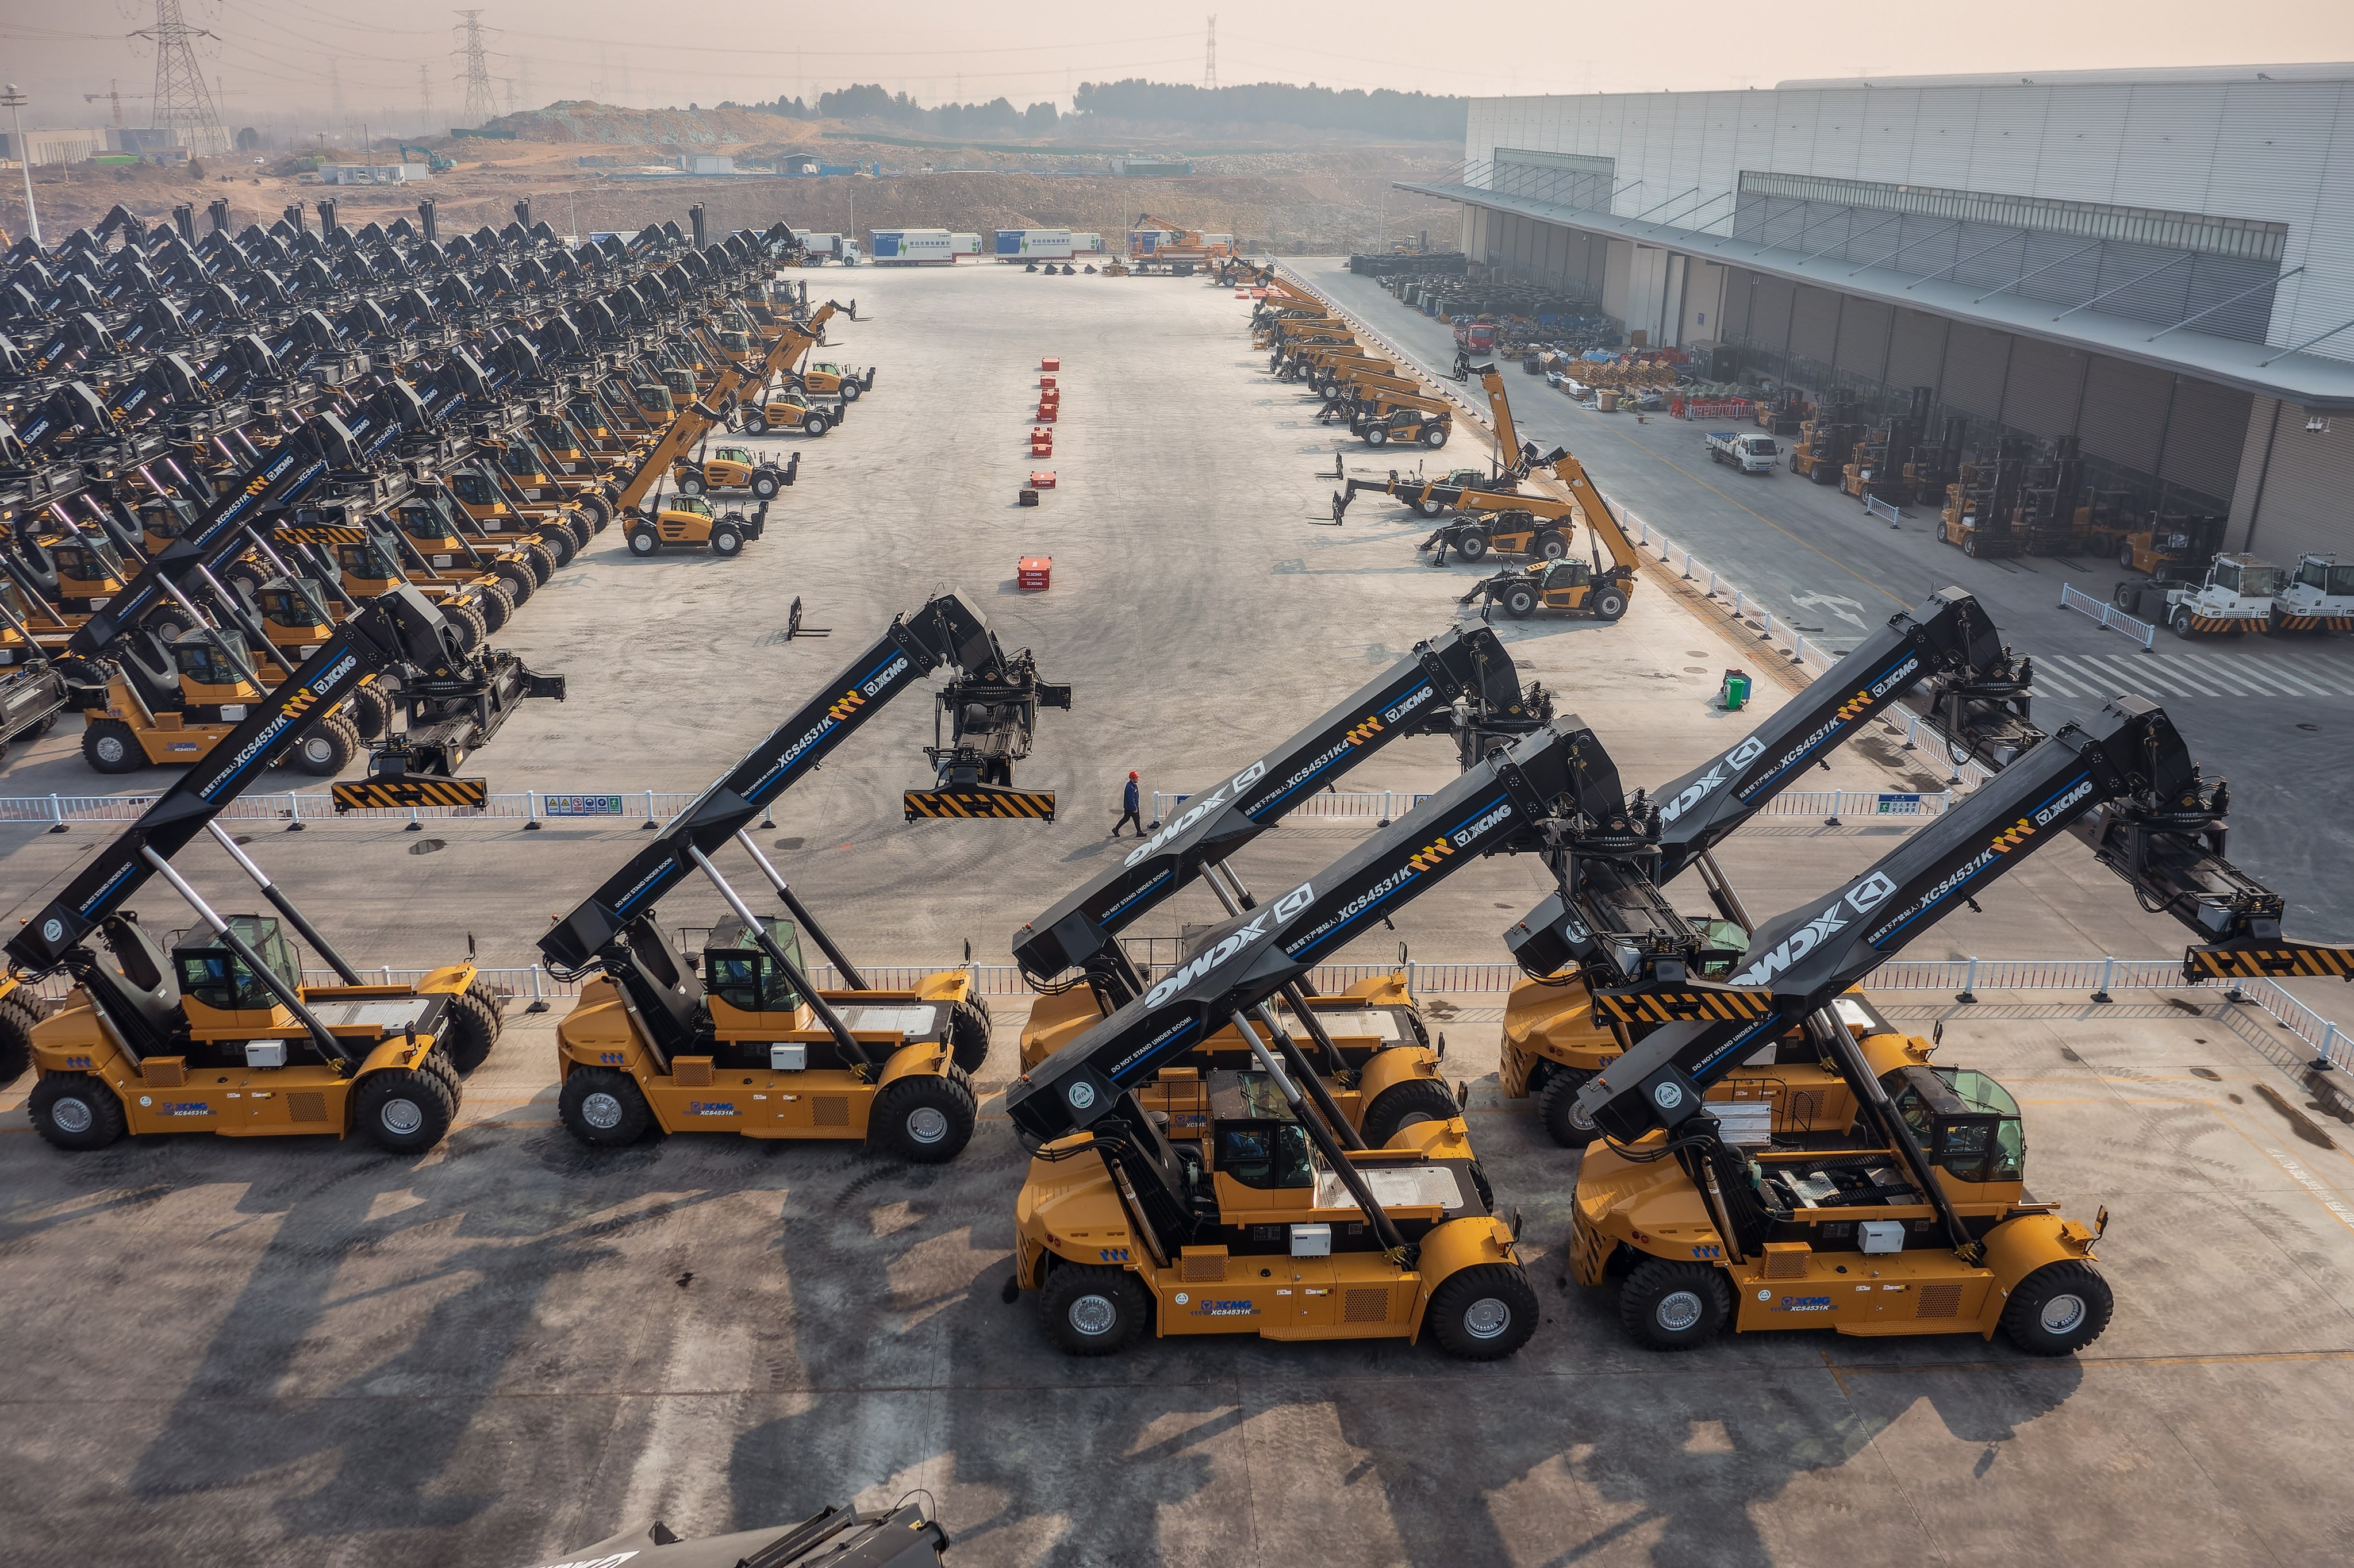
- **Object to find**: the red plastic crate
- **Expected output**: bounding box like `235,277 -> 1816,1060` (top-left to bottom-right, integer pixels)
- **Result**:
1040,358 -> 1061,371
1035,405 -> 1057,422
1039,375 -> 1057,390
1017,556 -> 1051,589
1029,471 -> 1057,488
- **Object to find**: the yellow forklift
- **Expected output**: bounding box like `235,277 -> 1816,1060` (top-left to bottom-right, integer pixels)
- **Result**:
9,587 -> 562,1153
537,593 -> 1069,1157
1557,696 -> 2351,1353
1003,718 -> 1640,1359
1013,624 -> 1550,1146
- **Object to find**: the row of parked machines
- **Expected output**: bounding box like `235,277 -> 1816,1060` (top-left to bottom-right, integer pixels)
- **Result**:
10,579 -> 2347,1367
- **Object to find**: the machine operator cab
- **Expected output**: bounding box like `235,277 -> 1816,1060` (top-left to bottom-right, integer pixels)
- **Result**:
42,538 -> 128,609
550,912 -> 984,1158
136,494 -> 201,556
2169,552 -> 2283,638
1012,1066 -> 1534,1361
25,910 -> 494,1155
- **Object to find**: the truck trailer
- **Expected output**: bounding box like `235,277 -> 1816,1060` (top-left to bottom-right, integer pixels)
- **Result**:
869,228 -> 955,265
996,228 -> 1074,262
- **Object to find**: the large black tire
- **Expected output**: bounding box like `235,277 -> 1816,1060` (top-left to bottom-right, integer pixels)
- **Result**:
1424,424 -> 1450,448
82,717 -> 145,774
2117,542 -> 2137,569
1999,1260 -> 2114,1356
677,472 -> 705,497
1427,1262 -> 1538,1359
1591,586 -> 1630,621
1537,1067 -> 1598,1147
710,524 -> 744,558
1361,1075 -> 1460,1147
1963,532 -> 1981,558
575,493 -> 613,532
540,526 -> 578,568
354,1066 -> 456,1153
521,540 -> 559,586
627,525 -> 661,558
1454,531 -> 1489,562
562,512 -> 593,551
492,558 -> 536,606
1502,584 -> 1538,618
751,471 -> 781,499
2172,606 -> 2196,639
946,998 -> 992,1074
442,601 -> 487,653
743,410 -> 769,435
1534,531 -> 1569,562
1419,496 -> 1445,516
464,977 -> 508,1033
472,581 -> 513,634
348,683 -> 391,740
416,1046 -> 463,1103
290,714 -> 359,777
870,1069 -> 977,1163
805,412 -> 830,437
440,990 -> 501,1074
1365,425 -> 1388,447
29,1073 -> 127,1151
1619,1257 -> 1730,1350
559,1067 -> 654,1146
0,993 -> 39,1086
1039,1263 -> 1152,1356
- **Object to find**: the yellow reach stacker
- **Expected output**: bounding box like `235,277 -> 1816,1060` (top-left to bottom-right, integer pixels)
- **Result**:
536,593 -> 1070,1159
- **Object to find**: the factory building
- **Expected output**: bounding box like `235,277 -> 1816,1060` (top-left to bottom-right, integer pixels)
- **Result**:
1400,65 -> 2354,562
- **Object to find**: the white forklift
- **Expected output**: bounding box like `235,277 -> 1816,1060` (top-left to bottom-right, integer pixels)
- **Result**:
2272,554 -> 2354,634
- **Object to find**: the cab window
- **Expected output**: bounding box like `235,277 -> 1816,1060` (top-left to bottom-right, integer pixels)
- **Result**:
1215,1122 -> 1314,1189
174,632 -> 250,686
174,917 -> 302,1010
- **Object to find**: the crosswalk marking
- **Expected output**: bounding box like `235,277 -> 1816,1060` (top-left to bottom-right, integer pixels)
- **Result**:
2031,648 -> 2354,702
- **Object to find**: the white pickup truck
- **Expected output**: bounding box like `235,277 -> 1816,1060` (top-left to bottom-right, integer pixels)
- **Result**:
1706,429 -> 1780,475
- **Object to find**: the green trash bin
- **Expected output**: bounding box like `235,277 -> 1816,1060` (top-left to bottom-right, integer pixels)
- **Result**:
1719,668 -> 1752,710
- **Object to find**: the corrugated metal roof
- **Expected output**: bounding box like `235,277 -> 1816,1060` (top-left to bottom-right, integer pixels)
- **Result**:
1400,178 -> 2354,408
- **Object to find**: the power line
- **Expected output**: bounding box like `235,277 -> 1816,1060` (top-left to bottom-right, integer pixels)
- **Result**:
135,0 -> 230,157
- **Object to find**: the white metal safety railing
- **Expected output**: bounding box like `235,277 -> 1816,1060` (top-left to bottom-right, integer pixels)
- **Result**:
1864,493 -> 1903,525
15,955 -> 2339,1070
0,788 -> 712,832
2059,581 -> 2158,650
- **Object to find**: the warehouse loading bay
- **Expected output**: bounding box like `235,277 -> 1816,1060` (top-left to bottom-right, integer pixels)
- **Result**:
5,265 -> 2354,1567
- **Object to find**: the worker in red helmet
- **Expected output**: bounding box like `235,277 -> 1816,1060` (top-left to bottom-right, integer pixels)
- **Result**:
1112,770 -> 1143,839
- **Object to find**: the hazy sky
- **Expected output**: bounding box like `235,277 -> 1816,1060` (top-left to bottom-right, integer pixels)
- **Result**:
7,1 -> 2354,136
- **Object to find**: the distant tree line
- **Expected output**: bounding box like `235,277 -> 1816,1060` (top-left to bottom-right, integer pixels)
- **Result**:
1073,79 -> 1465,140
729,77 -> 1465,142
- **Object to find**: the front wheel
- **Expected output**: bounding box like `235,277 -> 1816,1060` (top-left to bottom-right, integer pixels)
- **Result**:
1963,533 -> 1981,558
1619,1257 -> 1730,1350
1537,1067 -> 1598,1146
354,1067 -> 457,1154
870,1069 -> 977,1163
1534,531 -> 1568,562
840,380 -> 862,401
1453,532 -> 1489,562
1502,585 -> 1538,618
1361,1075 -> 1460,1147
743,411 -> 769,435
1423,424 -> 1449,448
1427,1262 -> 1538,1360
291,714 -> 359,777
1592,586 -> 1629,621
806,412 -> 830,437
677,473 -> 705,497
1365,426 -> 1388,447
1419,497 -> 1444,517
946,998 -> 993,1074
1039,1263 -> 1151,1356
2172,606 -> 2196,638
751,472 -> 779,499
559,1067 -> 654,1146
710,525 -> 744,558
30,1073 -> 128,1151
628,526 -> 661,558
2000,1259 -> 2114,1355
82,718 -> 145,774
440,989 -> 502,1074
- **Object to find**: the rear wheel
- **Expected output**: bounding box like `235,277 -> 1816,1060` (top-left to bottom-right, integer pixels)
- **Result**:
1537,1067 -> 1598,1146
2117,543 -> 2137,569
291,714 -> 359,777
1999,1260 -> 2114,1356
346,683 -> 391,740
493,559 -> 537,605
354,1067 -> 456,1154
946,998 -> 993,1074
0,992 -> 40,1086
82,718 -> 145,774
1592,586 -> 1630,621
1040,1263 -> 1151,1356
628,526 -> 661,558
1361,1075 -> 1460,1147
1428,1263 -> 1538,1359
575,493 -> 613,532
442,601 -> 488,652
30,1074 -> 126,1151
559,1067 -> 654,1146
2171,606 -> 2196,638
440,990 -> 501,1074
522,540 -> 559,585
540,527 -> 578,568
870,1069 -> 976,1164
472,582 -> 513,633
1620,1257 -> 1730,1350
1454,531 -> 1489,562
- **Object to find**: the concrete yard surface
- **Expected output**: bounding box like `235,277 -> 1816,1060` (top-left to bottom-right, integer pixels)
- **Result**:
3,263 -> 2352,1567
